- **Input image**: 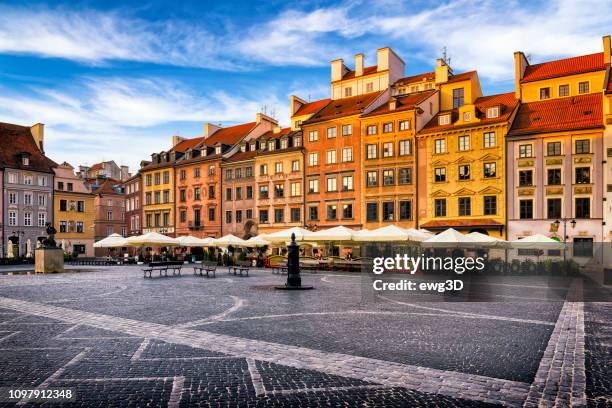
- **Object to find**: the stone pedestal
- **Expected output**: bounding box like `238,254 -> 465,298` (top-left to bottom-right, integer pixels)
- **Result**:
35,248 -> 65,273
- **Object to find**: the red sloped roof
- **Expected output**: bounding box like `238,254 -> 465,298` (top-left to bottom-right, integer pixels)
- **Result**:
92,179 -> 122,195
171,136 -> 205,153
522,52 -> 606,83
509,93 -> 603,136
420,92 -> 518,134
224,150 -> 257,163
341,65 -> 378,80
394,71 -> 435,86
0,122 -> 57,173
259,127 -> 292,140
293,98 -> 330,117
446,71 -> 477,84
304,91 -> 384,124
204,122 -> 256,146
362,90 -> 436,117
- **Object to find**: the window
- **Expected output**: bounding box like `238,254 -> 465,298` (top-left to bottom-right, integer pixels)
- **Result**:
235,168 -> 242,179
208,185 -> 215,199
9,192 -> 17,204
573,238 -> 593,257
179,189 -> 186,202
194,168 -> 201,178
226,211 -> 233,224
483,132 -> 496,148
547,142 -> 561,156
326,177 -> 337,192
342,147 -> 353,162
399,168 -> 412,184
342,124 -> 352,136
344,87 -> 352,97
483,162 -> 496,178
260,164 -> 268,175
179,169 -> 186,180
24,193 -> 32,205
399,200 -> 412,220
21,212 -> 32,227
575,198 -> 590,218
226,188 -> 232,201
24,175 -> 33,185
268,141 -> 276,151
274,184 -> 284,198
163,190 -> 169,203
59,220 -> 67,232
308,153 -> 319,166
399,140 -> 411,155
8,172 -> 17,184
145,174 -> 152,186
383,169 -> 394,186
309,206 -> 319,221
458,197 -> 471,216
291,208 -> 301,223
38,176 -> 47,186
292,160 -> 299,172
434,199 -> 446,217
280,139 -> 288,149
486,107 -> 499,118
434,167 -> 446,182
154,173 -> 160,185
236,187 -> 242,200
438,115 -> 450,126
434,139 -> 446,154
326,150 -> 337,164
77,201 -> 85,212
519,200 -> 533,219
578,81 -> 589,94
327,205 -> 337,220
366,203 -> 378,222
107,211 -> 113,221
452,88 -> 464,108
382,202 -> 394,221
236,210 -> 243,224
366,125 -> 377,135
484,196 -> 497,215
8,210 -> 17,226
245,166 -> 252,177
342,204 -> 353,219
519,170 -> 533,186
458,135 -> 470,151
308,130 -> 319,142
308,179 -> 319,193
547,168 -> 561,185
294,136 -> 302,147
273,162 -> 282,174
327,127 -> 337,139
38,212 -> 46,227
547,198 -> 562,219
342,175 -> 353,191
519,144 -> 532,158
59,199 -> 67,211
154,191 -> 160,204
145,192 -> 152,205
399,120 -> 410,131
382,142 -> 394,158
367,171 -> 378,187
383,122 -> 393,133
246,186 -> 253,199
192,187 -> 200,201
226,169 -> 233,180
540,87 -> 550,100
575,167 -> 590,184
154,213 -> 160,227
559,84 -> 569,97
259,185 -> 269,198
208,208 -> 215,221
463,112 -> 471,122
575,139 -> 590,154
366,144 -> 378,159
163,171 -> 169,184
458,164 -> 470,180
259,210 -> 269,224
180,210 -> 187,223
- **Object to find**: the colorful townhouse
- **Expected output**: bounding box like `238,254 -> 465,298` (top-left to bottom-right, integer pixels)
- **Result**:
1,122 -> 55,258
254,127 -> 304,234
89,178 -> 126,255
53,162 -> 95,256
417,61 -> 518,237
506,36 -> 610,257
123,173 -> 142,237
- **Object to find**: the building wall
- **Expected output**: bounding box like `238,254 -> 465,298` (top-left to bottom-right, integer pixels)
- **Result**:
93,192 -> 125,255
142,166 -> 175,235
221,159 -> 256,237
520,71 -> 606,103
124,175 -> 142,237
439,78 -> 482,111
53,191 -> 95,256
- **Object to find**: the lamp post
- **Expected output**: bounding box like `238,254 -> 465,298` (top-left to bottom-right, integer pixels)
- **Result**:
275,233 -> 313,290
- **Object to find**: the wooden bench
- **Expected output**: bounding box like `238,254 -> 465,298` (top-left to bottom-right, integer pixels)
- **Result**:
143,261 -> 183,278
229,260 -> 250,276
194,261 -> 217,278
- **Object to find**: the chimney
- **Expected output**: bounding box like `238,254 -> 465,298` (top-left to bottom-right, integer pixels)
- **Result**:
377,48 -> 390,72
290,95 -> 307,115
513,51 -> 529,99
434,58 -> 449,84
604,35 -> 611,66
120,165 -> 129,181
355,53 -> 364,76
331,58 -> 348,82
389,98 -> 397,111
172,135 -> 185,147
204,122 -> 222,138
30,123 -> 44,153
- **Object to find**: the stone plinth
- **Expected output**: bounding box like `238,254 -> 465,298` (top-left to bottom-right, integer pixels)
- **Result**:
35,248 -> 65,273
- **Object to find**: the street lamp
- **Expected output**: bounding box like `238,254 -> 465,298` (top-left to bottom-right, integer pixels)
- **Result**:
553,218 -> 576,264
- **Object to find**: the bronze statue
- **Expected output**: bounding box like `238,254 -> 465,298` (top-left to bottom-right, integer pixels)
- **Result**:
43,222 -> 57,248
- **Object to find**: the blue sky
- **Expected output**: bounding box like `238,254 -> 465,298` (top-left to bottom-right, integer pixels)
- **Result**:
1,0 -> 611,173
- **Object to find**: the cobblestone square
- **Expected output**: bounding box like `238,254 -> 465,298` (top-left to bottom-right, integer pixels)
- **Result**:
0,266 -> 609,407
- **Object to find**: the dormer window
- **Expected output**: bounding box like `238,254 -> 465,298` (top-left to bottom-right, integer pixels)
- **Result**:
240,144 -> 246,152
486,107 -> 500,119
268,141 -> 275,151
344,87 -> 352,97
251,142 -> 256,151
439,114 -> 451,126
294,136 -> 302,147
21,154 -> 29,166
463,112 -> 471,122
281,139 -> 288,149
215,146 -> 221,155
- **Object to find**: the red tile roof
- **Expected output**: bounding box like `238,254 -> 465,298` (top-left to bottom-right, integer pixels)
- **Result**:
92,179 -> 123,195
420,219 -> 503,229
0,122 -> 57,173
341,65 -> 378,80
420,92 -> 518,134
224,150 -> 257,163
170,136 -> 205,153
521,52 -> 606,83
204,122 -> 256,146
259,127 -> 292,140
509,93 -> 603,136
394,71 -> 435,86
304,91 -> 384,124
88,162 -> 104,172
446,71 -> 477,84
362,90 -> 436,117
293,98 -> 330,117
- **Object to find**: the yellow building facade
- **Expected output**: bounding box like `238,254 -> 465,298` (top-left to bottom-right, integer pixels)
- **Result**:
141,160 -> 175,236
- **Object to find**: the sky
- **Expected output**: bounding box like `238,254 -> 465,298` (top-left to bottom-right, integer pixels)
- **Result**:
1,0 -> 611,173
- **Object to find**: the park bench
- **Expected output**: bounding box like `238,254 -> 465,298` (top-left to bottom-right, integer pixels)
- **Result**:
229,260 -> 250,276
194,261 -> 217,278
271,260 -> 288,274
142,261 -> 183,278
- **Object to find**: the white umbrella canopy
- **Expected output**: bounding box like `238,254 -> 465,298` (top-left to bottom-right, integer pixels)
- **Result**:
510,234 -> 565,249
261,227 -> 314,243
353,225 -> 420,242
466,232 -> 509,247
422,228 -> 476,247
212,234 -> 247,247
244,235 -> 271,247
94,233 -> 128,248
176,235 -> 209,247
125,232 -> 179,247
200,237 -> 216,247
304,226 -> 356,242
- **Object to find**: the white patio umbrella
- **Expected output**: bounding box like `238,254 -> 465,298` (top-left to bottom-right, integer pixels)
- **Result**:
199,237 -> 216,247
125,232 -> 179,247
467,232 -> 509,248
304,226 -> 356,242
26,239 -> 33,258
244,235 -> 271,247
212,234 -> 247,247
176,235 -> 208,247
406,228 -> 434,240
94,233 -> 128,248
422,228 -> 476,248
261,227 -> 314,243
353,225 -> 423,242
510,234 -> 565,250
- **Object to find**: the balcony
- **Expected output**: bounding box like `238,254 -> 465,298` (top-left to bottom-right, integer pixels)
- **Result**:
188,221 -> 203,230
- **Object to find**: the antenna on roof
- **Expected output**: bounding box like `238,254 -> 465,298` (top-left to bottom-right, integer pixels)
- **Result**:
441,46 -> 451,67
308,94 -> 311,102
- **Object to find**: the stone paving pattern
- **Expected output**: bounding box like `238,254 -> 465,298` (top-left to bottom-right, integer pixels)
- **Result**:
0,266 -> 608,407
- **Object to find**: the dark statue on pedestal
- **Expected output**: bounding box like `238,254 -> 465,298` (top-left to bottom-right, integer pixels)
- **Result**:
42,222 -> 57,249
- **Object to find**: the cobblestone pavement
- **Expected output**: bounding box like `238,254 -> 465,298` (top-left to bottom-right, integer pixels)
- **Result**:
0,266 -> 608,407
